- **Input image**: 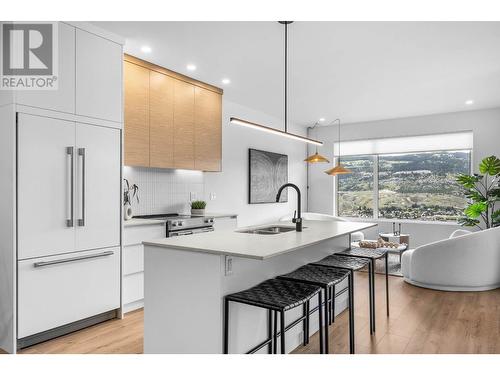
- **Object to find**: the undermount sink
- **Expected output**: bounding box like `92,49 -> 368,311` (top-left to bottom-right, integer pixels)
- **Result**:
237,225 -> 303,235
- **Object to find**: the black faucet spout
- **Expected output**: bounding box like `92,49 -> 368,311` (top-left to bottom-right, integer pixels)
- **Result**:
276,183 -> 302,232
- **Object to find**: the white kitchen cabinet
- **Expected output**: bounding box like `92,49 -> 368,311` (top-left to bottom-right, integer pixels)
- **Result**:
123,222 -> 165,312
15,22 -> 76,114
17,247 -> 120,339
75,123 -> 121,251
76,29 -> 122,123
17,114 -> 76,260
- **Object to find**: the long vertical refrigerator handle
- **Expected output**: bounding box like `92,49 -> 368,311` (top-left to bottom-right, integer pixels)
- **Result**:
66,147 -> 74,227
78,148 -> 86,227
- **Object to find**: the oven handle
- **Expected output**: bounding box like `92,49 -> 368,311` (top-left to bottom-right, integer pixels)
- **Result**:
171,230 -> 194,236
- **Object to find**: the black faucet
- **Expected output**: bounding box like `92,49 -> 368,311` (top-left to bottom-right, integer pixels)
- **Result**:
276,183 -> 302,232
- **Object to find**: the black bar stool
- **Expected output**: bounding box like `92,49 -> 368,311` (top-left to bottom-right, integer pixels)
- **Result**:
335,247 -> 390,333
224,278 -> 323,354
278,264 -> 353,354
310,254 -> 372,347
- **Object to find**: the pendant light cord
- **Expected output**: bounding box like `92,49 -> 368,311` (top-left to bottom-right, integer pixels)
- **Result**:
284,22 -> 288,133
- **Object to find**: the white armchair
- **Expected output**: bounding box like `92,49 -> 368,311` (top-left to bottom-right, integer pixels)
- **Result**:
401,226 -> 500,291
279,212 -> 365,242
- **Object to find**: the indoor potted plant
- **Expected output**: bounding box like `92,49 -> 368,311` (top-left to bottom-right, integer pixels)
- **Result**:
456,155 -> 500,230
123,178 -> 139,220
191,200 -> 207,216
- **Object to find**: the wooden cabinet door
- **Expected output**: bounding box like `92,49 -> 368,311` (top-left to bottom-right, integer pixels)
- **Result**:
75,123 -> 121,252
173,80 -> 195,169
150,71 -> 174,168
75,29 -> 122,122
17,114 -> 76,260
194,87 -> 222,171
16,22 -> 75,114
124,61 -> 150,167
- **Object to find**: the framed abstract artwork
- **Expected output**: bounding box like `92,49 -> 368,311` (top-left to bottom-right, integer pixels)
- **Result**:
248,148 -> 288,204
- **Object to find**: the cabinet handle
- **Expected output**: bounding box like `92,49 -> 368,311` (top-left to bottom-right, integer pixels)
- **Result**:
33,250 -> 114,268
78,148 -> 86,227
66,147 -> 74,227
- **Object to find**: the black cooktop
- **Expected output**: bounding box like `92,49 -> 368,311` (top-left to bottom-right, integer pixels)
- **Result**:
133,213 -> 194,220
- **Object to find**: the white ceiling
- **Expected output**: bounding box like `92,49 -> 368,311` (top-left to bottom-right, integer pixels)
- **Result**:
94,21 -> 500,126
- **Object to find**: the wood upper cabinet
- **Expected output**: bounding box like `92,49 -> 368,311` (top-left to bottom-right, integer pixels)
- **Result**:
195,87 -> 222,171
124,55 -> 222,171
173,80 -> 195,169
124,61 -> 150,167
150,71 -> 174,168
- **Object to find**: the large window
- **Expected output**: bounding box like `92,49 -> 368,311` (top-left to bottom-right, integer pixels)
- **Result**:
338,155 -> 374,218
337,150 -> 471,222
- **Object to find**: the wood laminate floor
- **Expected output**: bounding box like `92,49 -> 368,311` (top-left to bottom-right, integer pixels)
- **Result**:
17,273 -> 500,354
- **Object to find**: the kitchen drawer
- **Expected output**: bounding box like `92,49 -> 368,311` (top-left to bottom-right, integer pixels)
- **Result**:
18,247 -> 120,339
123,244 -> 144,275
123,223 -> 165,246
123,272 -> 144,305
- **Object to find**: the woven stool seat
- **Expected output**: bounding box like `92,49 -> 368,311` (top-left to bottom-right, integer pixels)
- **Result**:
312,254 -> 369,271
337,247 -> 387,259
278,264 -> 350,288
226,278 -> 321,311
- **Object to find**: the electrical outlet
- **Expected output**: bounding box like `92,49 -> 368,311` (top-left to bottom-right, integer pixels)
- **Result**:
190,192 -> 197,201
210,192 -> 216,201
225,256 -> 233,276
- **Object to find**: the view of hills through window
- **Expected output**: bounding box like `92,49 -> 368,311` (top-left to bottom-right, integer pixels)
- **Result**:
338,151 -> 471,221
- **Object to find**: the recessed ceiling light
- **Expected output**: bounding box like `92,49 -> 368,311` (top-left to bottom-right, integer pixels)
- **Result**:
222,78 -> 231,85
465,99 -> 474,105
141,45 -> 152,53
319,118 -> 325,122
187,64 -> 197,71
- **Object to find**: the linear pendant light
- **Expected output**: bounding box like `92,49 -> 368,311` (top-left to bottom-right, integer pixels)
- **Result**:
229,21 -> 323,147
304,121 -> 330,162
325,119 -> 352,175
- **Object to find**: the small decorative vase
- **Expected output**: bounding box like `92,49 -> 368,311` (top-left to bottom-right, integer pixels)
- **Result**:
191,208 -> 205,216
124,202 -> 133,221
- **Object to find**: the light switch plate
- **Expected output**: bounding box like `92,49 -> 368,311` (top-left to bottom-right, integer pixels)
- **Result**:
210,192 -> 216,201
190,192 -> 197,201
225,256 -> 233,276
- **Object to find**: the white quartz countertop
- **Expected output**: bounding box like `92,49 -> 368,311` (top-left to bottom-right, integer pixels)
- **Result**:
143,220 -> 377,260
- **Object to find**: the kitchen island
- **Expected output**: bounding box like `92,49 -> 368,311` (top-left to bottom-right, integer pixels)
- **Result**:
143,220 -> 376,354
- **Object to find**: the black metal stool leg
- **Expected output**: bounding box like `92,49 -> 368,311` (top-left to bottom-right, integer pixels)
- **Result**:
385,252 -> 390,316
268,309 -> 273,354
324,288 -> 329,354
306,300 -> 310,344
368,262 -> 373,334
331,284 -> 336,323
224,298 -> 229,354
371,259 -> 376,333
302,303 -> 308,346
273,310 -> 278,354
348,272 -> 355,354
280,310 -> 286,354
318,291 -> 324,354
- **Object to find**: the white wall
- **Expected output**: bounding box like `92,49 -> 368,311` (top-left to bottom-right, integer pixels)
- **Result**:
308,107 -> 500,245
205,99 -> 308,227
124,99 -> 307,228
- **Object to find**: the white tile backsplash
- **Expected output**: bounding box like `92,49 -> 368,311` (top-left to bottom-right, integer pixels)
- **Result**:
123,166 -> 205,215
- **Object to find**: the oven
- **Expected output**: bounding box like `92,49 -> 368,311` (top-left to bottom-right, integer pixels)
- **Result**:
168,226 -> 214,237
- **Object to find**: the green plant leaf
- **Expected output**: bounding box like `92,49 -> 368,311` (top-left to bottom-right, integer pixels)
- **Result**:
466,190 -> 486,202
488,188 -> 500,199
191,200 -> 207,209
465,202 -> 487,218
456,174 -> 482,188
492,210 -> 500,225
479,155 -> 500,176
457,216 -> 480,227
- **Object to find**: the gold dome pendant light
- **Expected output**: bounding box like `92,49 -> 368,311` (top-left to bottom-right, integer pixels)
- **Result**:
304,121 -> 330,163
325,119 -> 352,175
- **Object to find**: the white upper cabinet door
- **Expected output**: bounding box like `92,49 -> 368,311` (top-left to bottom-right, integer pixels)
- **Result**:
75,123 -> 121,251
17,114 -> 76,260
15,22 -> 76,113
75,29 -> 122,123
